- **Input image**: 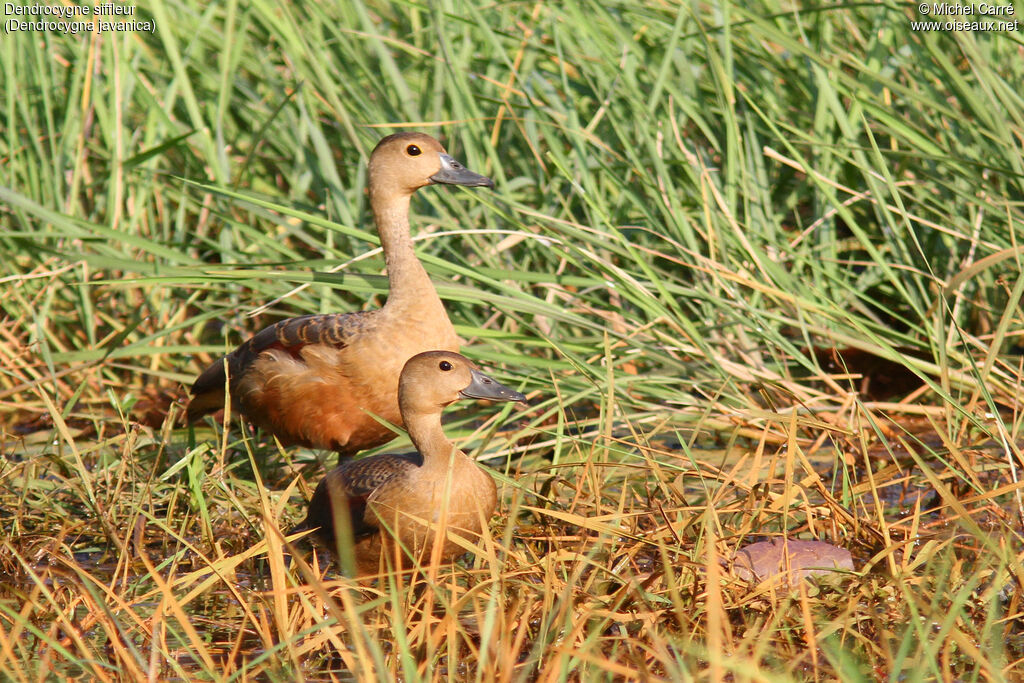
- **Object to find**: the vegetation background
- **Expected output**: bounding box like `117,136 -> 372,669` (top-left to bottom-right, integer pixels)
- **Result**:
1,0 -> 1022,679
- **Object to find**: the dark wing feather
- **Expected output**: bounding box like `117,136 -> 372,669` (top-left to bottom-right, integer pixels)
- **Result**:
187,312 -> 373,421
297,452 -> 423,545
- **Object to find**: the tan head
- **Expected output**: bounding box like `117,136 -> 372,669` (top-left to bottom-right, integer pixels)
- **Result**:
368,132 -> 494,199
398,351 -> 526,417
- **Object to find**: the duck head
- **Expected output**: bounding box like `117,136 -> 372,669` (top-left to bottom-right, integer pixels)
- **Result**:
399,351 -> 526,415
368,132 -> 494,199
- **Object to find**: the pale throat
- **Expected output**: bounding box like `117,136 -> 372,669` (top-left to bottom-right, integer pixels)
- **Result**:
372,194 -> 443,312
404,410 -> 461,471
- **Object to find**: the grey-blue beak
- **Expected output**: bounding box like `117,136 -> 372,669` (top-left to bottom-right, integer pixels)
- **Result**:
430,153 -> 495,188
459,368 -> 526,403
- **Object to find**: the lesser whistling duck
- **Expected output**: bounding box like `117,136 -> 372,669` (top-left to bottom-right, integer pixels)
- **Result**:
186,133 -> 494,455
292,351 -> 525,576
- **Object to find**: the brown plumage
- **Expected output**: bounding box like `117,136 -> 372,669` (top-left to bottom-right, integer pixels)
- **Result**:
292,351 -> 526,576
186,133 -> 494,454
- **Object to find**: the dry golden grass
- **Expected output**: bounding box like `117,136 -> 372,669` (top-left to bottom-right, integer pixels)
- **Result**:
2,334 -> 1022,680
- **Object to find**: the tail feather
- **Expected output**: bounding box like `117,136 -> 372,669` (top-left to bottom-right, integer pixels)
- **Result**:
185,387 -> 227,423
186,358 -> 228,422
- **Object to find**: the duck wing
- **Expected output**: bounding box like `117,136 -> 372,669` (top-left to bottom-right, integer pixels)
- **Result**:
299,452 -> 424,543
186,312 -> 373,421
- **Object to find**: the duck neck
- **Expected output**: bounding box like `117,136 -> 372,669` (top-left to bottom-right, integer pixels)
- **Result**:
405,410 -> 464,475
372,192 -> 442,313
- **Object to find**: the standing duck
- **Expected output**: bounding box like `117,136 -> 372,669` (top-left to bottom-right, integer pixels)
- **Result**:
186,133 -> 494,455
293,351 -> 525,576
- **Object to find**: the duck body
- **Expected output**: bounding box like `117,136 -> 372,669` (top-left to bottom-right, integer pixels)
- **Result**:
186,133 -> 493,455
190,305 -> 456,453
294,351 -> 525,576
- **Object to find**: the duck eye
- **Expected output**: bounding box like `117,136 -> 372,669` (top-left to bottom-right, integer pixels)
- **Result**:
407,144 -> 421,156
439,361 -> 452,371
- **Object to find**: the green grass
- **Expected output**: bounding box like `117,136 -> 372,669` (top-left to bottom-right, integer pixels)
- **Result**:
2,0 -> 1024,680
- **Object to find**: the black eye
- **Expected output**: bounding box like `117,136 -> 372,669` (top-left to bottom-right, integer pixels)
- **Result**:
407,145 -> 421,156
439,361 -> 452,371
